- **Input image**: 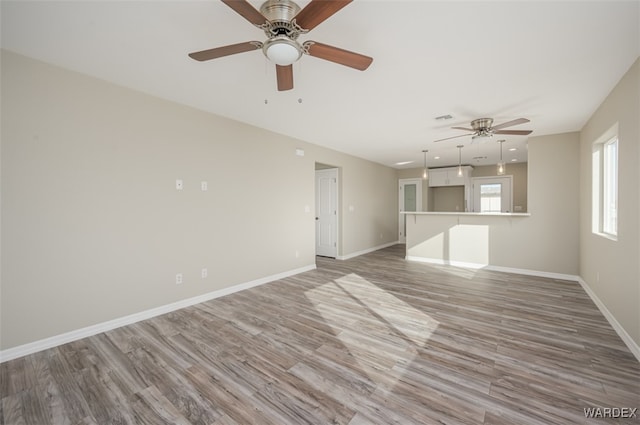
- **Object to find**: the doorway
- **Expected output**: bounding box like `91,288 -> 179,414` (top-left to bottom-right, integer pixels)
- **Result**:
315,167 -> 338,258
471,176 -> 513,213
398,178 -> 423,243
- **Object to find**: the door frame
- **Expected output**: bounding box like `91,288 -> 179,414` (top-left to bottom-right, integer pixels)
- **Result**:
398,178 -> 423,243
315,167 -> 339,258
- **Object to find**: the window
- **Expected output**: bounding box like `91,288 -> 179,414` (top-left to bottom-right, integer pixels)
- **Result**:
479,183 -> 502,213
592,125 -> 618,239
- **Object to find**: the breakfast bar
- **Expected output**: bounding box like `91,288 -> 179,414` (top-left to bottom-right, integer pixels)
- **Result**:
400,211 -> 578,277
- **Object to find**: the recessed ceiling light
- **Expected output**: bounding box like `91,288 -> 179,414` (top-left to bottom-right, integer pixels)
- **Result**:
511,159 -> 518,162
434,156 -> 441,159
509,148 -> 517,151
395,161 -> 413,166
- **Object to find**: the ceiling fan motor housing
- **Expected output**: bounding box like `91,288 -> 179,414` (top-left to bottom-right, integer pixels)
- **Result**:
259,0 -> 304,38
471,118 -> 494,132
260,0 -> 299,20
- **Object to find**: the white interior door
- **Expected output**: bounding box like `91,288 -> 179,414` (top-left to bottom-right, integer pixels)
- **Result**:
471,176 -> 513,213
316,168 -> 338,257
399,179 -> 422,243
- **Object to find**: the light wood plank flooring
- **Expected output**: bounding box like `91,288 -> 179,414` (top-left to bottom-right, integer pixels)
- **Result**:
2,244 -> 639,424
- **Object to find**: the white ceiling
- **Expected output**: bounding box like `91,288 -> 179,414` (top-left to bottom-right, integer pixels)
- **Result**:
2,1 -> 639,169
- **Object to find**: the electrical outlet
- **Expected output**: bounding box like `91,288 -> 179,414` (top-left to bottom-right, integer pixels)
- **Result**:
176,273 -> 183,285
201,181 -> 208,191
201,268 -> 208,279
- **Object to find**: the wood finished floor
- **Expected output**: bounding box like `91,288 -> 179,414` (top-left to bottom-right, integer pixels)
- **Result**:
2,244 -> 639,424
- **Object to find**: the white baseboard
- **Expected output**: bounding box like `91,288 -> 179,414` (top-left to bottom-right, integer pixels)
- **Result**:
405,255 -> 640,362
576,277 -> 640,362
483,264 -> 581,282
337,241 -> 400,260
0,264 -> 316,363
405,256 -> 580,282
406,256 -> 489,271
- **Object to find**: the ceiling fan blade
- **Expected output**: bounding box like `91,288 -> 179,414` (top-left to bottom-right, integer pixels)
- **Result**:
494,129 -> 533,135
451,126 -> 474,131
188,41 -> 261,61
491,118 -> 530,131
294,0 -> 352,31
276,65 -> 294,91
304,41 -> 372,71
434,133 -> 473,142
221,0 -> 266,26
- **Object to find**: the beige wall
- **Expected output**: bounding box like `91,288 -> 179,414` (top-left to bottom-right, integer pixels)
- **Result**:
579,58 -> 639,347
0,51 -> 398,350
407,132 -> 580,275
431,186 -> 464,212
472,163 -> 528,212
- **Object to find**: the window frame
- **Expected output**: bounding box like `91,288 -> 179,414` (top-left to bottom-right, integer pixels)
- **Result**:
592,124 -> 619,240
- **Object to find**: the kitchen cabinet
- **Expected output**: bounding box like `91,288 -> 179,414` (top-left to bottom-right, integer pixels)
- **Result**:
428,166 -> 473,187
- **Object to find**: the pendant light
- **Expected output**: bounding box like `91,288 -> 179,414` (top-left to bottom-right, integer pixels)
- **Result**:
457,145 -> 464,177
497,140 -> 506,175
422,150 -> 429,180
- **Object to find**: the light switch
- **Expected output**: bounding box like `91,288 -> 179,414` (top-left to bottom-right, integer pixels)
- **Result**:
201,181 -> 208,191
176,179 -> 183,191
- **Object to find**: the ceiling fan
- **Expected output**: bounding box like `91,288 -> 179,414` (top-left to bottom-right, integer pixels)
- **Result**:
188,0 -> 373,91
434,118 -> 533,142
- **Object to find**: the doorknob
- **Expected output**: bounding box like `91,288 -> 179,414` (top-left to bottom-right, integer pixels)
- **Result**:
315,217 -> 319,220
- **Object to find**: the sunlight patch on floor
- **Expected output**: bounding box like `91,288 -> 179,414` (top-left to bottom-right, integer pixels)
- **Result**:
305,273 -> 439,377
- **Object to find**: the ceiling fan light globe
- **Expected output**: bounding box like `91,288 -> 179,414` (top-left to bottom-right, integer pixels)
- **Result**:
264,37 -> 302,66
